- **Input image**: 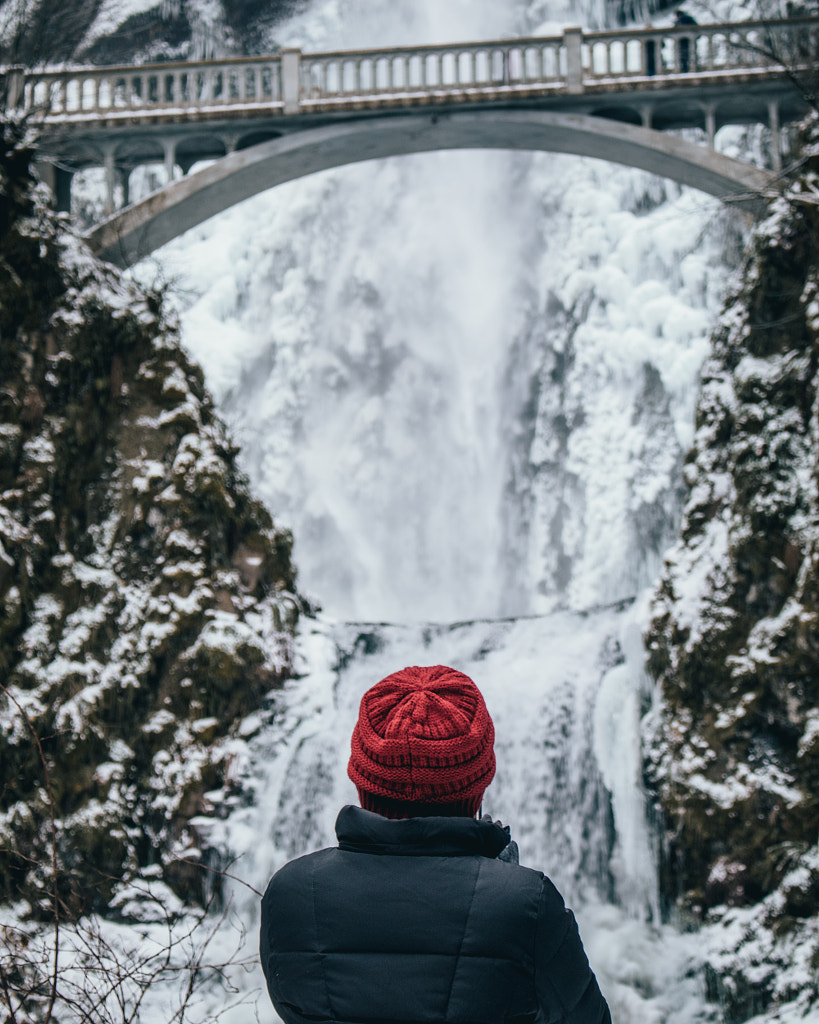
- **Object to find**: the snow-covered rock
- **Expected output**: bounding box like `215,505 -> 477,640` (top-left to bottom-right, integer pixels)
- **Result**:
0,122 -> 298,916
645,119 -> 819,1022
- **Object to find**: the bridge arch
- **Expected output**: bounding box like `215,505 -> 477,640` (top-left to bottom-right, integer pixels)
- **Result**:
87,109 -> 775,268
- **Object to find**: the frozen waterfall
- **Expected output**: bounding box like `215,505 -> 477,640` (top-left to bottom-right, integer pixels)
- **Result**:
158,0 -> 732,625
135,0 -> 745,1020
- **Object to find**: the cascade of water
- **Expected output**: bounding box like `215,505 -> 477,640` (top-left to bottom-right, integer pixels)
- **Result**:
136,0 -> 740,1020
165,0 -> 729,622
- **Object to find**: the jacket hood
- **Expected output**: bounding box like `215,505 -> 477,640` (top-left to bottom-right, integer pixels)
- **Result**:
335,804 -> 510,858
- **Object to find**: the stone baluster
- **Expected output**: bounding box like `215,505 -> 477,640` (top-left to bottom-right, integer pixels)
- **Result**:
702,32 -> 713,70
736,28 -> 747,67
306,61 -> 318,98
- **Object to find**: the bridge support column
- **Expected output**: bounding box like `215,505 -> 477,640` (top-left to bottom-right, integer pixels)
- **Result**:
704,104 -> 716,149
33,162 -> 72,213
120,168 -> 130,207
564,28 -> 584,94
54,166 -> 73,213
282,48 -> 301,114
768,100 -> 782,173
103,146 -> 116,215
163,139 -> 176,185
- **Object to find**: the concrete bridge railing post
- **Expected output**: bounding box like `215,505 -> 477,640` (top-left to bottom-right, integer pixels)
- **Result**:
563,28 -> 584,95
282,48 -> 302,114
4,67 -> 25,109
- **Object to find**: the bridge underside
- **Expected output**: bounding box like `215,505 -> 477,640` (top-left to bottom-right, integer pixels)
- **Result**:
87,109 -> 776,268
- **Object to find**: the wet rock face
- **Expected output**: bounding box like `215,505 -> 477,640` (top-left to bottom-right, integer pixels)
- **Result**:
0,126 -> 297,917
644,134 -> 819,1019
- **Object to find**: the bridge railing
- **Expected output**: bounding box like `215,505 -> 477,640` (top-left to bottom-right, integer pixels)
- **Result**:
298,17 -> 817,103
12,56 -> 284,118
6,16 -> 817,120
581,16 -> 818,80
297,37 -> 568,102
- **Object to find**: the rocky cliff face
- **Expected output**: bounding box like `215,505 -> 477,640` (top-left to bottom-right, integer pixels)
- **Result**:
0,122 -> 298,917
645,120 -> 819,1021
0,0 -> 303,66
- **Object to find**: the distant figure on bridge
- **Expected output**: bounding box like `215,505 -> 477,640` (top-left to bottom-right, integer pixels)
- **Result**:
674,10 -> 698,72
644,20 -> 659,76
260,664 -> 613,1024
645,33 -> 657,76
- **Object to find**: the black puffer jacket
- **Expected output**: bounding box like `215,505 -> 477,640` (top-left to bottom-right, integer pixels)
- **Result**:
260,806 -> 611,1024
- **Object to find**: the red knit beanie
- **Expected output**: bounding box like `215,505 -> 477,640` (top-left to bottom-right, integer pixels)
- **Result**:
348,665 -> 495,819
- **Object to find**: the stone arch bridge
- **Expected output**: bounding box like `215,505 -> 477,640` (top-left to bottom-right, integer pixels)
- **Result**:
11,15 -> 817,268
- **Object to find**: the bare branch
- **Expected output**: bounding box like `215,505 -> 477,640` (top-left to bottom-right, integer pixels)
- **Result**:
0,681 -> 60,1024
172,855 -> 264,898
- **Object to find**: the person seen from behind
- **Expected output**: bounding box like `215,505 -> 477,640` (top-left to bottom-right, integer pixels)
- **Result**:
674,9 -> 697,72
260,664 -> 612,1024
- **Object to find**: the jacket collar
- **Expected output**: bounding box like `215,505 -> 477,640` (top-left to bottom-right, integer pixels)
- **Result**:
335,805 -> 509,859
